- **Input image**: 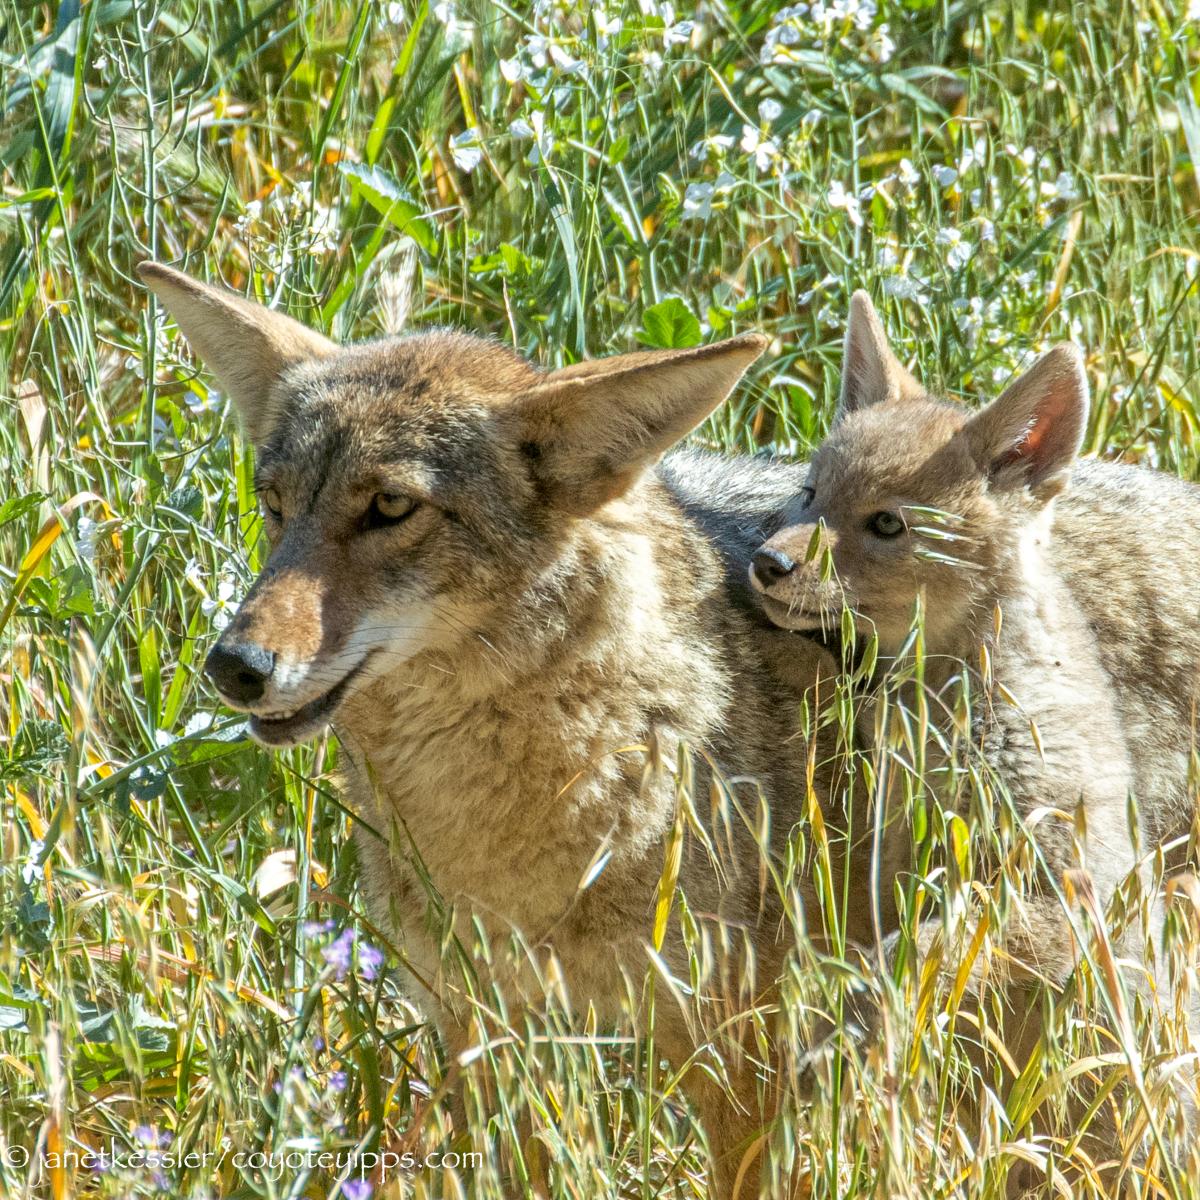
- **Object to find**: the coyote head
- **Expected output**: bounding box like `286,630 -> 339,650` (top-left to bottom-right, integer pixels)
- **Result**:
749,291 -> 1088,657
140,263 -> 764,746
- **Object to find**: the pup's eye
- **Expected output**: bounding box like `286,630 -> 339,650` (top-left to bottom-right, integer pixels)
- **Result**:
364,493 -> 419,530
262,487 -> 283,520
799,486 -> 815,508
866,510 -> 905,538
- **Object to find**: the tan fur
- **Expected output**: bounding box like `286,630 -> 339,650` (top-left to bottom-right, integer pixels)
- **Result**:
753,292 -> 1200,1169
141,262 -> 848,1196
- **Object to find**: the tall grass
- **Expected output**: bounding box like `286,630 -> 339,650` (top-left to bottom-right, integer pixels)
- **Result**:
2,0 -> 1200,1197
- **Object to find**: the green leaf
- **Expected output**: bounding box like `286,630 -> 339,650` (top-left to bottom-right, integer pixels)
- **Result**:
0,493 -> 45,526
637,296 -> 702,349
338,162 -> 437,256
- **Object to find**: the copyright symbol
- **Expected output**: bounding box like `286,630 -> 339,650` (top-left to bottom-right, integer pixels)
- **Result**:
4,1146 -> 30,1168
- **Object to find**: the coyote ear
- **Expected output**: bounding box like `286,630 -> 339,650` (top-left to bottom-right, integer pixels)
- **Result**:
964,344 -> 1088,500
515,334 -> 768,515
837,290 -> 923,417
137,262 -> 338,443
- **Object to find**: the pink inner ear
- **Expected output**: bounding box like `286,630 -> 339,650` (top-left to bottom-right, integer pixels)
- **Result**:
991,418 -> 1039,473
1021,416 -> 1056,457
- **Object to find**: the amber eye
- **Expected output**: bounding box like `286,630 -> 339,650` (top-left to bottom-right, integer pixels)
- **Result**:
866,510 -> 905,538
364,493 -> 419,530
262,487 -> 283,519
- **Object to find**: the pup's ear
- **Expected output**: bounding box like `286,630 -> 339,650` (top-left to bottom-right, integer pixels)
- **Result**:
837,290 -> 923,417
964,344 -> 1088,500
137,262 -> 338,443
515,334 -> 768,515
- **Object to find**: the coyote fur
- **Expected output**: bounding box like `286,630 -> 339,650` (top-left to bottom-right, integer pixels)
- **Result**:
751,291 -> 1200,1156
138,262 -> 856,1197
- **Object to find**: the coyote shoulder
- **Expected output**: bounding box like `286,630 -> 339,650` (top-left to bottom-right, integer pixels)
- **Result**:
139,262 -> 844,1196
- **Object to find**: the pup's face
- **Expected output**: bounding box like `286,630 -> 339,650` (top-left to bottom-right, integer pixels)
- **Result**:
139,263 -> 766,746
750,291 -> 1088,659
753,400 -> 999,654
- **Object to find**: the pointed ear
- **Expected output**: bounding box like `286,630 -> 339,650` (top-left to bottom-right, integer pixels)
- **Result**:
137,262 -> 338,443
837,290 -> 924,417
515,334 -> 768,515
964,344 -> 1088,500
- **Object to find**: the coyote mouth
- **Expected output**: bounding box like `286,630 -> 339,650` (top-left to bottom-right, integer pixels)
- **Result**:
249,655 -> 374,747
756,596 -> 858,666
757,594 -> 828,634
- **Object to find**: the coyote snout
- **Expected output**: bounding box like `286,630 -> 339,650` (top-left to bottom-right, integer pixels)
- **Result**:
200,524 -> 372,746
749,525 -> 848,640
203,549 -> 385,748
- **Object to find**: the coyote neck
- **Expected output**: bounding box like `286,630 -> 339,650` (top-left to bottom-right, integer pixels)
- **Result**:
335,498 -> 729,934
929,504 -> 1062,668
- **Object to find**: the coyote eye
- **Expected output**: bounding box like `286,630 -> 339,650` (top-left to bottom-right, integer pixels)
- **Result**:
799,486 -> 815,508
262,488 -> 283,520
364,492 -> 419,530
866,510 -> 905,538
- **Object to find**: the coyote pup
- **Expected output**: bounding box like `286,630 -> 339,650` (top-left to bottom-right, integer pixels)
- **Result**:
750,291 -> 1200,1150
139,262 -> 840,1197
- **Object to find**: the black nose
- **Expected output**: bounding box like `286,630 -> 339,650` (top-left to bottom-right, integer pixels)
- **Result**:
751,546 -> 797,589
205,641 -> 276,704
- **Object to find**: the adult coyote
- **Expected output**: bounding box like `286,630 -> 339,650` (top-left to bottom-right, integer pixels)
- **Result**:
140,262 -> 848,1197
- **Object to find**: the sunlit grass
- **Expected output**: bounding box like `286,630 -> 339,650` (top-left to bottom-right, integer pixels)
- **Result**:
2,0 -> 1200,1197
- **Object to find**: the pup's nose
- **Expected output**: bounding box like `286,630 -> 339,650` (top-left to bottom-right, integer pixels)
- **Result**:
205,641 -> 276,704
751,546 -> 797,589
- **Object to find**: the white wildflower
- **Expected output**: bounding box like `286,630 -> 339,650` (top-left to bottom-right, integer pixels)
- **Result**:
933,164 -> 958,189
874,23 -> 895,62
740,124 -> 779,172
594,9 -> 622,41
758,98 -> 783,125
682,172 -> 736,222
523,35 -> 549,69
21,841 -> 44,886
827,179 -> 863,227
663,19 -> 695,46
201,577 -> 239,631
450,129 -> 483,173
936,226 -> 973,270
549,44 -> 586,75
76,516 -> 98,565
689,133 -> 734,159
1046,170 -> 1079,200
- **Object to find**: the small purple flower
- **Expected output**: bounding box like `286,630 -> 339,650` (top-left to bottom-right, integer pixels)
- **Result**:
342,1180 -> 372,1200
153,1171 -> 170,1191
322,928 -> 355,979
134,1125 -> 156,1145
158,1132 -> 173,1149
313,1035 -> 326,1052
304,918 -> 336,937
358,941 -> 384,981
330,1070 -> 348,1091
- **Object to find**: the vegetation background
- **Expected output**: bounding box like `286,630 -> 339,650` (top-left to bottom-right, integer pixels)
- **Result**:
2,0 -> 1200,1196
